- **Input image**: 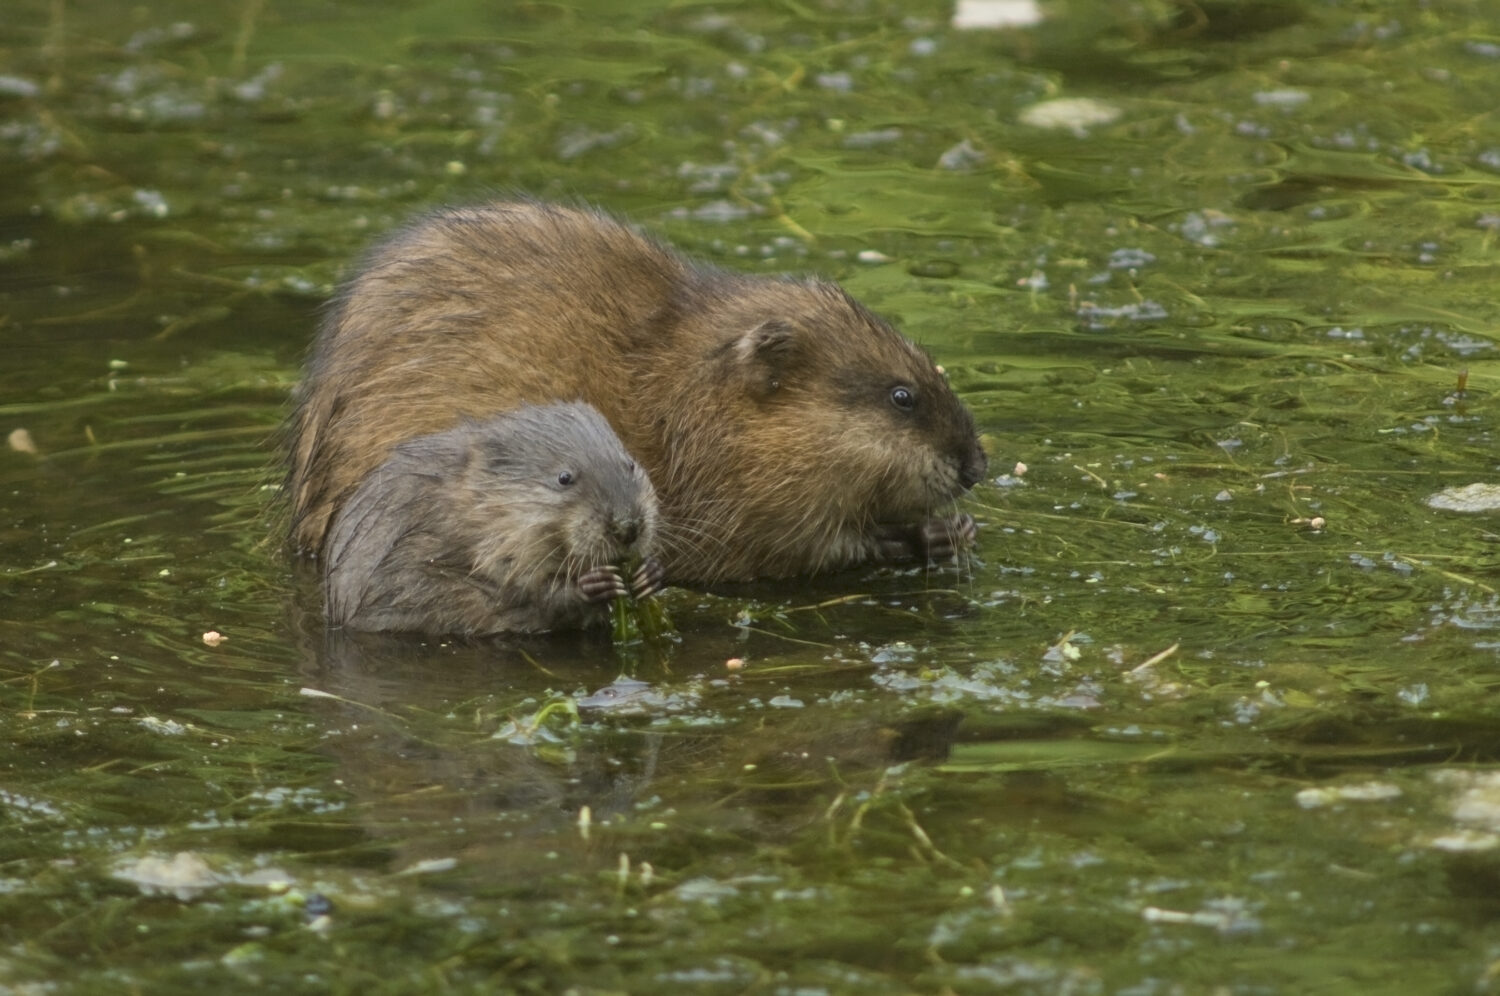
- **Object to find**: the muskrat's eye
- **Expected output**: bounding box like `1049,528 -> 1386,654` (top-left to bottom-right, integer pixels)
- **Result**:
557,470 -> 575,487
890,385 -> 916,411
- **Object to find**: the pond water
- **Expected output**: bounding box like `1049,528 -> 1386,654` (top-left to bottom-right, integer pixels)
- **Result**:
3,0 -> 1500,991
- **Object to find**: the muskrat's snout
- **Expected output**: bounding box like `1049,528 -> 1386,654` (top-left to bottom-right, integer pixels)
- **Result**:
611,514 -> 643,548
959,440 -> 987,491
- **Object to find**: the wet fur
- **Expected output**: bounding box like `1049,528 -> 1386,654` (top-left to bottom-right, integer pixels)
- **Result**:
288,200 -> 985,583
324,403 -> 658,635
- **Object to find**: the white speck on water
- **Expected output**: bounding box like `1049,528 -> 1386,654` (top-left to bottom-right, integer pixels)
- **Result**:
664,200 -> 754,223
7,428 -> 36,454
1397,683 -> 1429,706
231,62 -> 283,102
1019,97 -> 1121,135
133,189 -> 170,218
396,857 -> 458,876
1427,483 -> 1500,513
675,877 -> 742,904
869,641 -> 917,664
1175,209 -> 1235,247
937,138 -> 988,171
0,75 -> 40,98
1295,781 -> 1402,809
1252,89 -> 1311,109
113,851 -> 218,900
843,128 -> 902,148
1108,247 -> 1155,269
952,0 -> 1044,30
1429,830 -> 1500,852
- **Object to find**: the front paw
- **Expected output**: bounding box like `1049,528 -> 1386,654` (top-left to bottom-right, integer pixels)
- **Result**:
920,513 -> 977,561
631,556 -> 666,599
874,514 -> 977,563
874,523 -> 916,562
578,565 -> 628,604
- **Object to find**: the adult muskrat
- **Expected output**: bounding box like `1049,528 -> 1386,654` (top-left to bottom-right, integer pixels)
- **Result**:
324,402 -> 662,635
287,200 -> 986,583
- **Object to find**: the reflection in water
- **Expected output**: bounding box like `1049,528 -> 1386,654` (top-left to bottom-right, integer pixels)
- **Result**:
302,619 -> 964,886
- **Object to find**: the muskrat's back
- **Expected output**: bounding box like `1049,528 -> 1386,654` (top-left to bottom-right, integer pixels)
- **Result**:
288,199 -> 986,583
289,203 -> 682,552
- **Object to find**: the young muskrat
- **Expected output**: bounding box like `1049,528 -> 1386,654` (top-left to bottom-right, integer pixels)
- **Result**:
287,199 -> 986,583
323,402 -> 662,635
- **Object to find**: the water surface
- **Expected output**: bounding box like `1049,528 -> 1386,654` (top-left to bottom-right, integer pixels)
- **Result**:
3,1 -> 1500,991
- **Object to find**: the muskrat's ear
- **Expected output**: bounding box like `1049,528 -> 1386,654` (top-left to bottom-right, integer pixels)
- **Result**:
469,433 -> 519,474
734,319 -> 798,369
731,320 -> 805,400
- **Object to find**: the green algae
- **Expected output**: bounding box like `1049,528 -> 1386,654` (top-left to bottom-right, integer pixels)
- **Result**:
2,0 -> 1500,992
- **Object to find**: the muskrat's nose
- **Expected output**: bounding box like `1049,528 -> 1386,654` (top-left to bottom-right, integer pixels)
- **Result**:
613,517 -> 641,547
959,443 -> 987,490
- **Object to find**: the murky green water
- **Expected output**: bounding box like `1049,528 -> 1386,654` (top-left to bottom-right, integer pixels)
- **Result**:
3,0 -> 1500,991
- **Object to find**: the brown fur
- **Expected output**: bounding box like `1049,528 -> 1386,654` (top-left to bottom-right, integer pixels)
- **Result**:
287,200 -> 985,583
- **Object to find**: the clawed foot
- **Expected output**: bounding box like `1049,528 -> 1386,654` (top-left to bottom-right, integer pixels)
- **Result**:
578,565 -> 628,604
632,556 -> 665,599
580,557 -> 666,604
921,513 -> 977,560
874,513 -> 977,563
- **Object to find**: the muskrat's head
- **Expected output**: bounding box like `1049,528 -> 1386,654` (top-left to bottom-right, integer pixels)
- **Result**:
454,403 -> 658,579
668,277 -> 984,564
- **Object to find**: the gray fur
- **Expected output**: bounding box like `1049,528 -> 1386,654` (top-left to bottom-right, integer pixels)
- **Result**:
324,402 -> 658,635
